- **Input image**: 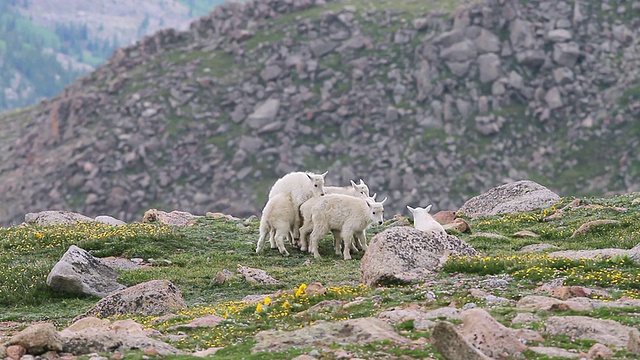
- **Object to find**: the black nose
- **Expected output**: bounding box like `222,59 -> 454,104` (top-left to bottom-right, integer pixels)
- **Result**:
321,193 -> 325,196
378,221 -> 383,225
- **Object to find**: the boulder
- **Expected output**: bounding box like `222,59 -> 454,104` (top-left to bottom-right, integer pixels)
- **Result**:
60,317 -> 184,356
517,295 -> 593,312
4,323 -> 63,355
547,29 -> 572,42
431,321 -> 491,360
544,316 -> 635,348
24,211 -> 94,225
459,308 -> 527,357
440,39 -> 477,62
245,98 -> 281,129
46,245 -> 125,297
457,180 -> 561,218
77,280 -> 186,320
359,226 -> 478,287
94,215 -> 126,226
473,29 -> 501,53
553,42 -> 580,66
477,53 -> 501,83
509,19 -> 534,50
252,318 -> 409,354
544,87 -> 563,110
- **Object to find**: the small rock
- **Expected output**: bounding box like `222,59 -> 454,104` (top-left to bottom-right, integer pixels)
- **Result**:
212,269 -> 235,284
550,286 -> 588,300
587,343 -> 613,359
513,230 -> 540,238
237,264 -> 280,285
570,220 -> 620,238
519,244 -> 557,252
5,345 -> 26,360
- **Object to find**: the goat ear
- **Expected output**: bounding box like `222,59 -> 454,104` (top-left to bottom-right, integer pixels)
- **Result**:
426,204 -> 432,212
380,197 -> 387,204
359,179 -> 364,185
407,205 -> 414,214
321,170 -> 328,178
350,180 -> 357,187
371,193 -> 377,200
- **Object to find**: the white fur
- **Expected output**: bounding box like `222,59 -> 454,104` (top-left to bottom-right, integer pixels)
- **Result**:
268,171 -> 327,239
324,179 -> 370,198
256,193 -> 295,256
299,194 -> 386,260
407,205 -> 446,235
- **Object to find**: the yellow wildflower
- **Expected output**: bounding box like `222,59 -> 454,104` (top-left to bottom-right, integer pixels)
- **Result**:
256,303 -> 263,313
263,297 -> 271,306
295,283 -> 307,297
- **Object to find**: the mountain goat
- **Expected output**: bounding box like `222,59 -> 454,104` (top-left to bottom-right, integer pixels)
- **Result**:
324,179 -> 370,198
256,193 -> 295,256
268,171 -> 327,239
407,205 -> 446,235
299,194 -> 386,260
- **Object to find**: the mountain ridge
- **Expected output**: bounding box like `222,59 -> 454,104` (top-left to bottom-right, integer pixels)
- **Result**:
0,0 -> 639,226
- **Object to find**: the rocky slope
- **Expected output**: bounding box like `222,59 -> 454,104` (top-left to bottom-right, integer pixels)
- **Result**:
1,0 -> 639,225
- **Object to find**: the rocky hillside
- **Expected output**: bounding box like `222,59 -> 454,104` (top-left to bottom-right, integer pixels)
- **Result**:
1,0 -> 639,225
0,0 -> 225,112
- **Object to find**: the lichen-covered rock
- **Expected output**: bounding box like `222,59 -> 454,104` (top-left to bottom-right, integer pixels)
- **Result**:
24,211 -> 94,225
459,308 -> 527,357
431,321 -> 491,360
458,180 -> 561,218
46,245 -> 125,297
76,280 -> 186,320
252,318 -> 409,354
544,316 -> 635,348
360,226 -> 477,287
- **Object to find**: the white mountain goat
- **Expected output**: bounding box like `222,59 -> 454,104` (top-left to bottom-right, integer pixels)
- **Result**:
407,205 -> 446,235
268,171 -> 327,239
255,193 -> 295,256
324,179 -> 370,198
299,194 -> 386,260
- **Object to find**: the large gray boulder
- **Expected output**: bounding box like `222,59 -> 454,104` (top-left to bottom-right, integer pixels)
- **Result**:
360,226 -> 478,287
46,245 -> 125,297
76,280 -> 187,320
457,180 -> 561,218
